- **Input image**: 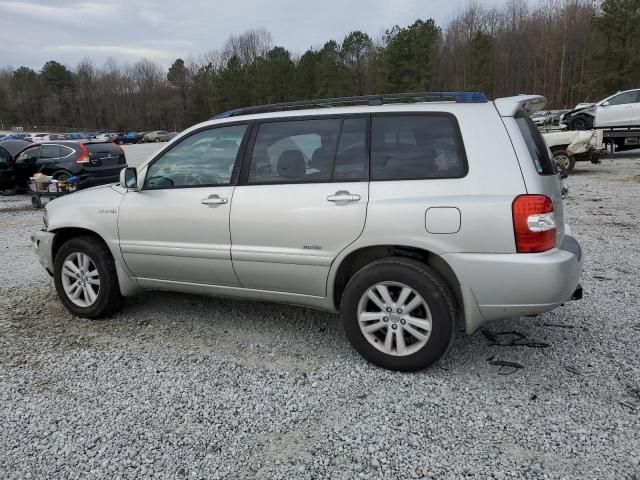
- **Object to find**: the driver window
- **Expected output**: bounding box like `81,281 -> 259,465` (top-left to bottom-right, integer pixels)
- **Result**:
144,124 -> 248,189
608,91 -> 639,106
15,146 -> 40,165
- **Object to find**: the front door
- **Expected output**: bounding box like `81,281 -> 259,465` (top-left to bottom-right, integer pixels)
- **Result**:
596,91 -> 637,127
13,145 -> 41,187
118,123 -> 249,286
230,116 -> 369,296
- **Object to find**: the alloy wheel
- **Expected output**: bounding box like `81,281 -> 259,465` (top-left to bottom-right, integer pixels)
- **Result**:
60,252 -> 100,307
357,281 -> 432,356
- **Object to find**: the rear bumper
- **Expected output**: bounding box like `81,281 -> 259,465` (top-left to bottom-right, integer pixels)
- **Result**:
443,232 -> 582,334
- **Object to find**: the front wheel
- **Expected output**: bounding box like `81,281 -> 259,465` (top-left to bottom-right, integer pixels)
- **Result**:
569,115 -> 593,131
552,148 -> 576,173
53,236 -> 122,318
340,257 -> 456,371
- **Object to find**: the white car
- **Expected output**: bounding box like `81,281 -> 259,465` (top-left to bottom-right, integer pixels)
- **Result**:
530,111 -> 549,126
563,89 -> 640,130
92,133 -> 112,142
24,133 -> 49,143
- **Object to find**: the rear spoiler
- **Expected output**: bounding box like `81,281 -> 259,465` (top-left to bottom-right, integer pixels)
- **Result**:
494,95 -> 546,117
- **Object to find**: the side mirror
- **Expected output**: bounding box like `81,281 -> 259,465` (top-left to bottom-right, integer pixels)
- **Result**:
601,101 -> 610,107
120,167 -> 138,190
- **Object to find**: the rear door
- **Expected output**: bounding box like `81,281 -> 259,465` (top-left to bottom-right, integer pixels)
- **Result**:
230,116 -> 369,296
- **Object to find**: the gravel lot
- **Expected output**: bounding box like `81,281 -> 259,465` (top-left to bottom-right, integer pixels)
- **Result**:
1,146 -> 639,479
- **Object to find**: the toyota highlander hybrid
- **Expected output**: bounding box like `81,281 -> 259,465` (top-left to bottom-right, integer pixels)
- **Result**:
31,92 -> 583,371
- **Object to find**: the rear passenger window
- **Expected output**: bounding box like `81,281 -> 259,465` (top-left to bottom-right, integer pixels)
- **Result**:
59,146 -> 74,157
371,115 -> 467,180
248,117 -> 368,183
515,111 -> 555,175
335,118 -> 368,180
40,145 -> 60,159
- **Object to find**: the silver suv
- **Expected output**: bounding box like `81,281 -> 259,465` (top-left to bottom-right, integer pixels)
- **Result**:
31,92 -> 582,371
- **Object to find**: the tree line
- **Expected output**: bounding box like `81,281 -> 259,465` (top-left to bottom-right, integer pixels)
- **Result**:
0,0 -> 638,133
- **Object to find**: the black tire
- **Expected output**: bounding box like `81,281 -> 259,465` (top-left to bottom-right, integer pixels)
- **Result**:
54,171 -> 71,181
340,257 -> 456,371
568,115 -> 593,131
154,137 -> 160,143
0,187 -> 17,196
53,236 -> 122,318
551,148 -> 576,173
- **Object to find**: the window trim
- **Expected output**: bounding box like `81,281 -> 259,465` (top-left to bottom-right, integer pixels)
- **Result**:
0,146 -> 13,166
15,145 -> 41,164
607,90 -> 640,106
238,113 -> 370,186
59,145 -> 75,158
514,110 -> 556,176
141,121 -> 252,191
369,112 -> 469,182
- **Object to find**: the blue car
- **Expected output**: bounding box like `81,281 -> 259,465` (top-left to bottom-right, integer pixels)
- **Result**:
114,132 -> 143,145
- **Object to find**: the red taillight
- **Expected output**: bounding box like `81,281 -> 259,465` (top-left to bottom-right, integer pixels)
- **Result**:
76,143 -> 90,164
512,195 -> 556,253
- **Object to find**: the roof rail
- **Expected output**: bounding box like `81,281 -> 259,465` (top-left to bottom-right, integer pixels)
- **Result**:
211,91 -> 488,119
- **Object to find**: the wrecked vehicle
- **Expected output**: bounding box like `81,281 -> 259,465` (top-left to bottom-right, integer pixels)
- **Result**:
542,129 -> 605,172
561,89 -> 640,131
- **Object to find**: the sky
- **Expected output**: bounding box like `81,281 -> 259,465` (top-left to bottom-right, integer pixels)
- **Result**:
0,0 -> 516,70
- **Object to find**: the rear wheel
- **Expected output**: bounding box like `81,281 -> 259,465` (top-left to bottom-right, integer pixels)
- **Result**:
154,137 -> 160,143
340,257 -> 456,371
53,236 -> 122,318
54,171 -> 71,181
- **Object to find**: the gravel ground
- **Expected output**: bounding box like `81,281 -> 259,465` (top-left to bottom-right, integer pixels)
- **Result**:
1,147 -> 639,479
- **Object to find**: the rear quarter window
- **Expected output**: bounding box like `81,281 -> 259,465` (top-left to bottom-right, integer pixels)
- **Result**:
370,114 -> 467,181
515,111 -> 556,175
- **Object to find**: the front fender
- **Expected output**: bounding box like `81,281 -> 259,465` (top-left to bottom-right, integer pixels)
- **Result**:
44,184 -> 141,296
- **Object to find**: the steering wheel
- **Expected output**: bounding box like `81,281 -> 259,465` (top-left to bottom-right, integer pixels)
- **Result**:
185,172 -> 205,185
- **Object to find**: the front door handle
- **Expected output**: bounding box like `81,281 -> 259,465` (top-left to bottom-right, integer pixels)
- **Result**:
327,190 -> 361,203
201,194 -> 228,206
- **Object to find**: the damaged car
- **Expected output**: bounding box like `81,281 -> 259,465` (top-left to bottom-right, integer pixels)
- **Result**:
562,89 -> 640,130
542,129 -> 605,172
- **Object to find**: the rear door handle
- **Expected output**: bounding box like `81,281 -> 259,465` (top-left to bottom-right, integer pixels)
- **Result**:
201,194 -> 228,206
327,190 -> 361,203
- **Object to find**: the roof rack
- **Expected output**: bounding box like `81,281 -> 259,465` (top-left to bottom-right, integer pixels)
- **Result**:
211,91 -> 488,119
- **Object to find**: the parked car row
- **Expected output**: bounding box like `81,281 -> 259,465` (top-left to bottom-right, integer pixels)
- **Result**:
0,139 -> 127,194
0,130 -> 179,145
